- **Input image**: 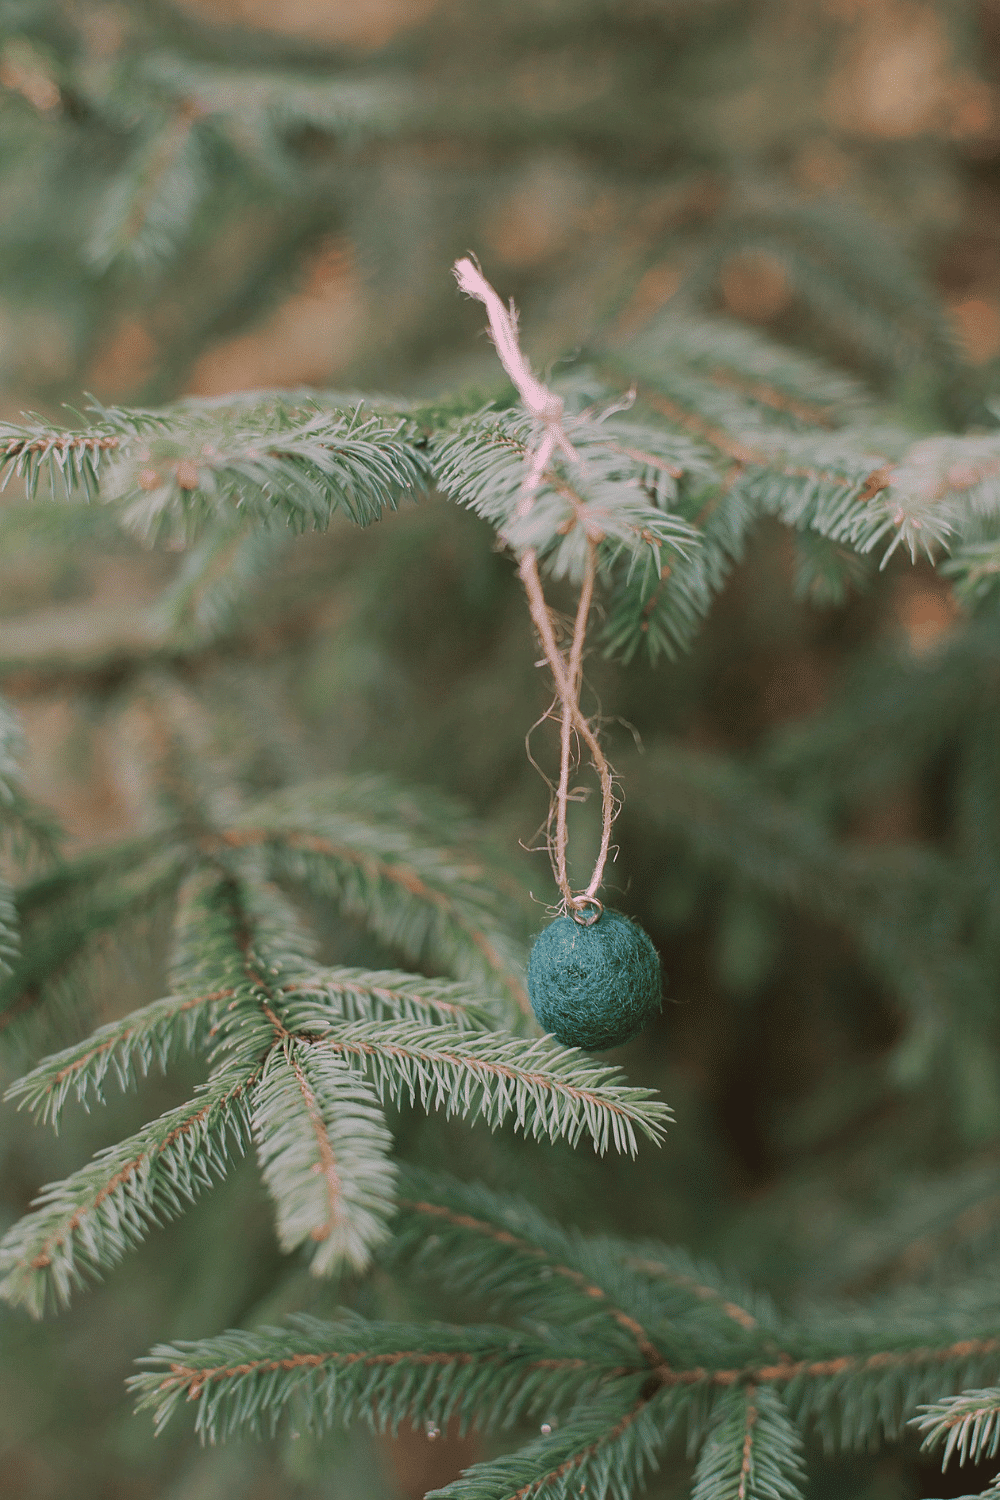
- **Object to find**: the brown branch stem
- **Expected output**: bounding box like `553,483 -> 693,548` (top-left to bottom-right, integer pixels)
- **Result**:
511,1397 -> 652,1500
625,1257 -> 757,1331
737,1390 -> 758,1500
401,1198 -> 663,1367
213,827 -> 531,1017
160,1348 -> 589,1402
286,1045 -> 342,1243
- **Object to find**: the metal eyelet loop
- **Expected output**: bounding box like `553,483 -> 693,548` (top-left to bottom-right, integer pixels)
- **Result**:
569,896 -> 603,927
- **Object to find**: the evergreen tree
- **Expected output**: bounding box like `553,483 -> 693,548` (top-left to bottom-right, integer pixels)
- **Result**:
6,4 -> 1000,1500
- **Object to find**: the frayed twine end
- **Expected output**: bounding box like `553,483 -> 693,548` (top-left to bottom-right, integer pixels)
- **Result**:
453,257 -> 563,423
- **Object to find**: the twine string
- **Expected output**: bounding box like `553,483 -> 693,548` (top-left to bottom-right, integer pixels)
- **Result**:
454,258 -> 616,914
555,548 -> 595,901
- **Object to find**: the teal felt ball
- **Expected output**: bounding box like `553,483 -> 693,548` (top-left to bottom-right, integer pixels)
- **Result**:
527,908 -> 663,1051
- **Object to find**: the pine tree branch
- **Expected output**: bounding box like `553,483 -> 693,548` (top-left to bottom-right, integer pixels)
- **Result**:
14,834 -> 173,922
130,1313 -> 606,1443
166,862 -> 317,1014
626,380 -> 918,563
655,1331 -> 1000,1405
670,203 -> 957,382
142,52 -> 409,149
397,1178 -> 1000,1439
4,984 -> 234,1126
121,1167 -> 1000,1480
0,1060 -> 260,1316
127,1274 -> 1000,1467
614,312 -> 872,432
601,312 -> 964,576
106,408 -> 429,544
392,1170 -> 668,1367
0,405 -> 429,543
426,1378 -> 672,1500
216,805 -> 531,1020
1,823 -> 670,1307
790,528 -> 872,608
392,1174 -> 1000,1440
618,1245 -> 766,1335
0,844 -> 189,1039
0,864 -> 311,1311
279,1003 -> 671,1157
151,522 -> 293,636
602,472 -> 753,661
252,1040 -> 396,1275
692,1386 -> 804,1500
81,48 -> 411,269
0,421 -> 125,502
914,1388 -> 1000,1469
291,966 -> 502,1031
87,103 -> 207,271
431,407 -> 701,587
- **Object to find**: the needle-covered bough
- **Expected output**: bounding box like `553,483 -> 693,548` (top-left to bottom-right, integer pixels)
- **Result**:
4,257 -> 1000,1500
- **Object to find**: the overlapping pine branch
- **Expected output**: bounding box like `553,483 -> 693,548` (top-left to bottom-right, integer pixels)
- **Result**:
130,1313 -> 607,1443
253,1041 -> 396,1276
692,1385 -> 804,1500
914,1388 -> 1000,1470
1,401 -> 428,547
911,1390 -> 1000,1497
390,1169 -> 680,1366
279,1005 -> 669,1156
0,768 -> 669,1314
0,283 -> 997,685
223,776 -> 533,1021
128,1169 -> 1000,1500
35,34 -> 413,271
6,985 -> 228,1127
0,841 -> 190,1046
431,404 -> 704,586
673,198 -> 960,389
3,244 -> 1000,1500
293,967 -> 503,1032
5,295 -> 996,669
428,1380 -> 671,1500
0,1062 -> 259,1316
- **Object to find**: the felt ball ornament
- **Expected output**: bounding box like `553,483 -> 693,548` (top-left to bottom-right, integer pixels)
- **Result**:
456,262 -> 664,1051
527,904 -> 663,1051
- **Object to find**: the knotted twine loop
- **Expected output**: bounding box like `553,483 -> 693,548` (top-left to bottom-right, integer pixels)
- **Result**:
571,896 -> 604,927
453,258 -> 616,920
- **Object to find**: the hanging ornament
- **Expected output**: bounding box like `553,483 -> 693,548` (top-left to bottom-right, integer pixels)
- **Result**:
527,899 -> 661,1051
454,258 -> 664,1050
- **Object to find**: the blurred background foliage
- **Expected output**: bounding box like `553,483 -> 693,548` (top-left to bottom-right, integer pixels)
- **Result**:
5,0 -> 1000,1496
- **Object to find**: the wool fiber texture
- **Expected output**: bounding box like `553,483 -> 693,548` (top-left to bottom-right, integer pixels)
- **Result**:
527,908 -> 662,1051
